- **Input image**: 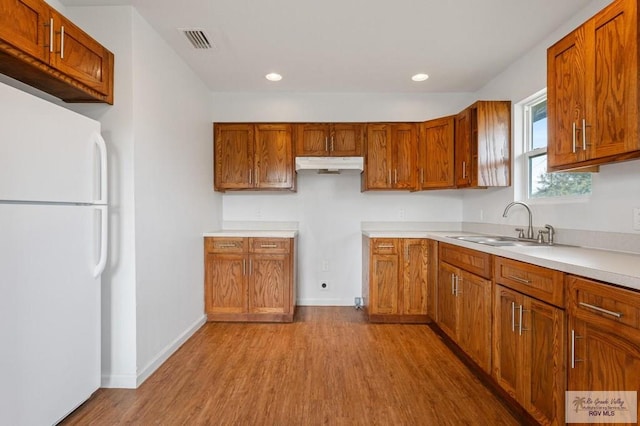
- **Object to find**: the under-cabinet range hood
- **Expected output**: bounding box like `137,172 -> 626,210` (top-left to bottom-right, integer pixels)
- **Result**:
295,157 -> 364,174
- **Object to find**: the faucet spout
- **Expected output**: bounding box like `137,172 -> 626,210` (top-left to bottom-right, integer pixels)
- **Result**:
502,201 -> 534,239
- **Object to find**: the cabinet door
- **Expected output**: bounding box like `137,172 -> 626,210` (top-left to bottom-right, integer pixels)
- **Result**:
458,270 -> 492,372
493,285 -> 523,400
249,253 -> 290,314
419,116 -> 455,189
547,26 -> 588,169
476,101 -> 510,187
49,10 -> 113,97
0,0 -> 49,62
454,108 -> 472,187
214,124 -> 254,190
437,262 -> 458,340
370,253 -> 399,315
254,124 -> 294,190
523,297 -> 565,426
569,318 -> 640,412
205,253 -> 247,314
391,123 -> 417,190
330,123 -> 363,156
401,239 -> 428,315
589,0 -> 640,161
365,124 -> 392,189
294,124 -> 329,156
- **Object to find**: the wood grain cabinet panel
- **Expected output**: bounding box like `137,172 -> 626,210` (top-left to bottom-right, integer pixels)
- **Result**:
548,0 -> 640,171
363,123 -> 417,191
436,243 -> 492,373
418,116 -> 455,190
0,0 -> 114,103
363,238 -> 429,323
214,123 -> 295,192
493,284 -> 565,425
294,123 -> 363,157
204,237 -> 295,322
567,275 -> 640,424
455,101 -> 511,188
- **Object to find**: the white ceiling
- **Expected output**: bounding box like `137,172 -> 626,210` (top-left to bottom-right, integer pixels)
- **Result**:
60,0 -> 591,93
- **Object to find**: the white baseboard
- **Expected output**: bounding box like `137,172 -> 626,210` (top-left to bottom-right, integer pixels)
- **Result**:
297,298 -> 355,306
101,373 -> 137,389
135,314 -> 206,388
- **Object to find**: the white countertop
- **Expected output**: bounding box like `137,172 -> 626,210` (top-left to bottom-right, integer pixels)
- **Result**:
364,230 -> 640,291
203,230 -> 297,238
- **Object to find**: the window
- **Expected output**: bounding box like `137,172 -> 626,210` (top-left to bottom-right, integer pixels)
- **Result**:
523,92 -> 591,199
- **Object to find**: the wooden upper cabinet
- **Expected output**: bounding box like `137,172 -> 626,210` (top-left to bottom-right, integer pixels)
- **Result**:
255,124 -> 294,190
418,116 -> 455,190
363,123 -> 417,190
548,0 -> 640,171
0,0 -> 49,62
0,0 -> 114,103
294,123 -> 363,157
214,124 -> 254,191
455,101 -> 511,188
49,10 -> 113,98
214,123 -> 295,192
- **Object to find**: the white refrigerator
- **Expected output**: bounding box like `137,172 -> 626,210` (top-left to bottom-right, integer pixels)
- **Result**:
0,82 -> 108,425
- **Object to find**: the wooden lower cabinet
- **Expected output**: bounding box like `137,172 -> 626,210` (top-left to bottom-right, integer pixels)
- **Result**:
204,236 -> 295,322
493,285 -> 565,425
363,237 -> 428,323
437,261 -> 492,372
567,275 -> 640,424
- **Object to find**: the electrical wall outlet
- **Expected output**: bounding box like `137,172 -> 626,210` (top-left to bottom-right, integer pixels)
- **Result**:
634,207 -> 640,231
320,281 -> 329,291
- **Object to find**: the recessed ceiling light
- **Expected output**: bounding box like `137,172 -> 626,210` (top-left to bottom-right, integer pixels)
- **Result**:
265,73 -> 283,82
411,73 -> 429,82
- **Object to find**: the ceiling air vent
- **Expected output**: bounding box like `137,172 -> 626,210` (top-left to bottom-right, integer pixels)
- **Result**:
181,29 -> 213,49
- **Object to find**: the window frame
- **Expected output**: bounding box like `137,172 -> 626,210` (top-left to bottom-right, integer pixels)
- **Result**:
519,90 -> 591,204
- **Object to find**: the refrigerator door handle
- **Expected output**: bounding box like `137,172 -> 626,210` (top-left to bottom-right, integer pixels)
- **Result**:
93,132 -> 108,205
93,205 -> 108,278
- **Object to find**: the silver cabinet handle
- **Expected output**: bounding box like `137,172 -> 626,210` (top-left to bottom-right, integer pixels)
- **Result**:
579,302 -> 623,318
394,169 -> 398,184
580,118 -> 591,150
249,169 -> 252,185
260,244 -> 278,248
508,275 -> 531,284
331,136 -> 334,152
451,274 -> 456,295
454,275 -> 461,295
571,329 -> 583,368
420,168 -> 424,185
249,259 -> 252,275
511,301 -> 516,332
46,18 -> 54,53
518,305 -> 529,335
325,137 -> 329,152
388,170 -> 392,185
572,122 -> 577,153
462,161 -> 467,179
60,25 -> 65,58
376,244 -> 395,249
243,259 -> 246,276
216,243 -> 237,248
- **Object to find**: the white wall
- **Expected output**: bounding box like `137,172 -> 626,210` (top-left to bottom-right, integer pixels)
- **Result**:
130,10 -> 219,384
64,5 -> 220,387
212,92 -> 472,304
464,0 -> 640,237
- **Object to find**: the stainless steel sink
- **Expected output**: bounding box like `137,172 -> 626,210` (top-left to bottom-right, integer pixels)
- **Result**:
449,235 -> 549,247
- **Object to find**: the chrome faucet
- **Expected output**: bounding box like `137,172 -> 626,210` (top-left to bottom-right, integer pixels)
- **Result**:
502,201 -> 534,239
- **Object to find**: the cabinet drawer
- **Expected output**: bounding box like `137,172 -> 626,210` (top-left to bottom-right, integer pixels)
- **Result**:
250,238 -> 290,254
494,257 -> 564,307
439,242 -> 492,279
205,237 -> 247,253
568,275 -> 640,331
371,238 -> 399,255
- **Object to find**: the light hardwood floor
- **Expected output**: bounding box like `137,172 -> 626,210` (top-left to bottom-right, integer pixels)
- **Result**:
62,307 -> 523,425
